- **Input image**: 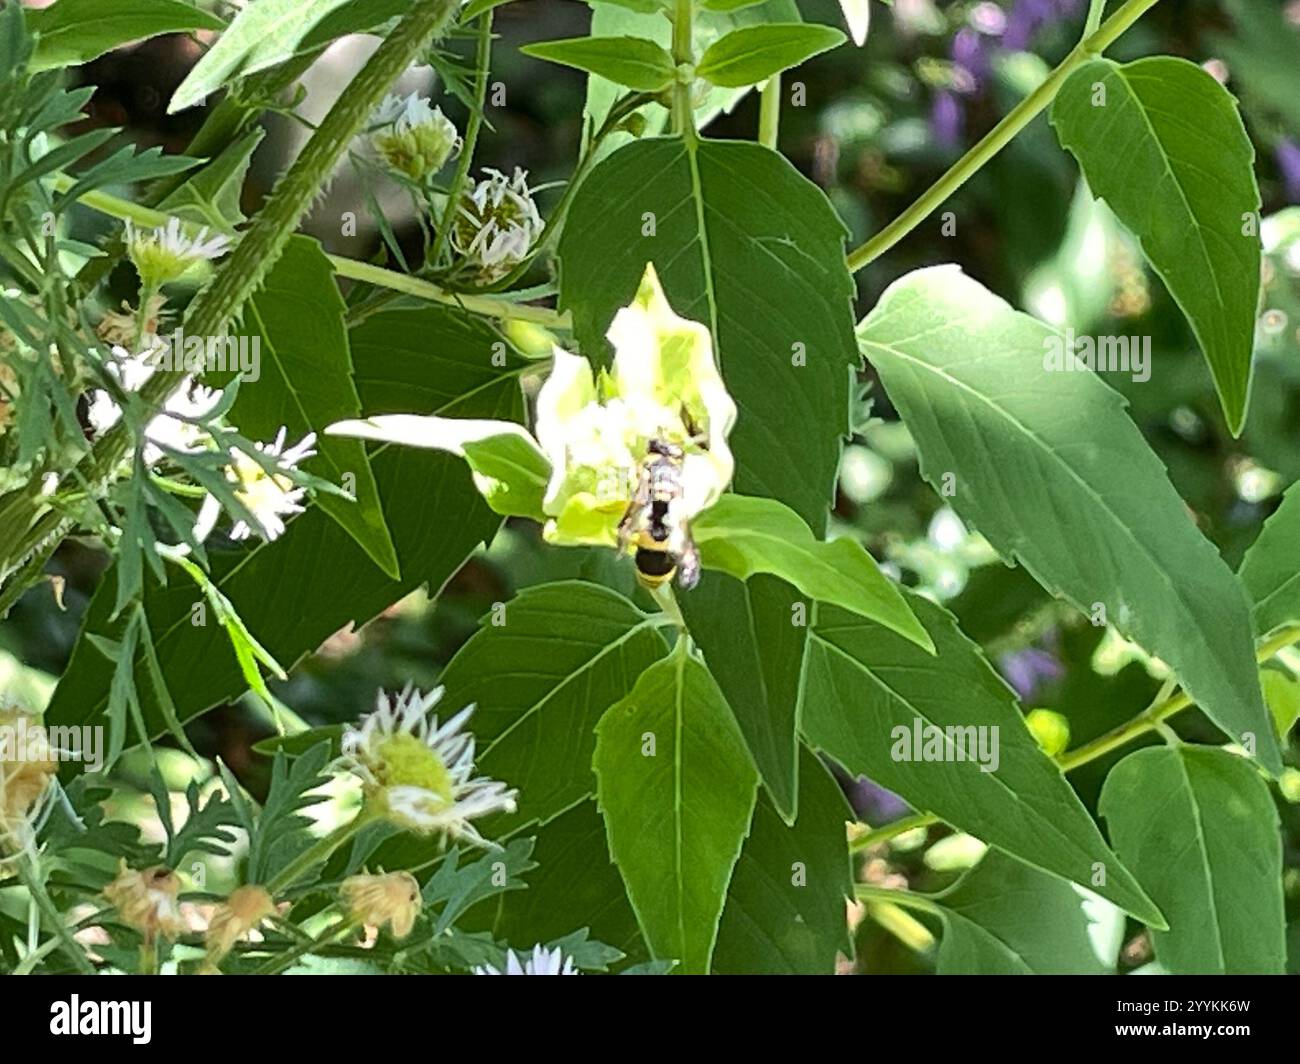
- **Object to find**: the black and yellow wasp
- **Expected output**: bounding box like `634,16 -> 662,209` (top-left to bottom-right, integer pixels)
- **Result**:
617,437 -> 702,591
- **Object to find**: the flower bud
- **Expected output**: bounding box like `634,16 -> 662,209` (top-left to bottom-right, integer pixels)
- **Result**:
340,871 -> 422,939
370,92 -> 461,181
103,860 -> 187,942
203,885 -> 276,968
451,167 -> 545,283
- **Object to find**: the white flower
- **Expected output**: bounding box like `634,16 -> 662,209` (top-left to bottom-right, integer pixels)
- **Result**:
125,217 -> 231,287
474,945 -> 579,976
370,92 -> 461,180
839,0 -> 871,46
452,167 -> 544,282
86,345 -> 222,463
338,684 -> 517,847
194,427 -> 316,542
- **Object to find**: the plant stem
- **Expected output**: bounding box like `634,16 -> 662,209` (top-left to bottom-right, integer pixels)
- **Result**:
852,622 -> 1300,850
16,855 -> 95,974
53,179 -> 572,328
432,10 -> 493,269
759,73 -> 781,150
671,0 -> 696,142
845,0 -> 1163,273
253,914 -> 360,975
265,811 -> 373,896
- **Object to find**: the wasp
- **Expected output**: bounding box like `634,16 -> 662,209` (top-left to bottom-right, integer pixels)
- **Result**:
618,437 -> 701,591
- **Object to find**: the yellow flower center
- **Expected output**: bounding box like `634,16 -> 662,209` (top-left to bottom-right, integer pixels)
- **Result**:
375,733 -> 455,803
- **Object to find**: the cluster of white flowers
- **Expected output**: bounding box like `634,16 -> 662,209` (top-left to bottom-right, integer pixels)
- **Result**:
194,427 -> 318,543
452,167 -> 545,282
85,343 -> 221,464
370,91 -> 462,181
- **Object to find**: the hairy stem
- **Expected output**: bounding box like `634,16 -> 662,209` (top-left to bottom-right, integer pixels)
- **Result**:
432,9 -> 493,269
845,0 -> 1163,272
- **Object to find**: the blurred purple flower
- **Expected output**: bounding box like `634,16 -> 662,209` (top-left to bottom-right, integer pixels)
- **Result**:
930,90 -> 964,149
1003,0 -> 1081,51
1278,139 -> 1300,204
952,28 -> 990,89
997,644 -> 1065,702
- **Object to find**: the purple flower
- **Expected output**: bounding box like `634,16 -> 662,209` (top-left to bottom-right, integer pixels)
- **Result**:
997,644 -> 1065,702
1003,0 -> 1081,51
952,28 -> 990,89
930,90 -> 964,149
1278,139 -> 1300,204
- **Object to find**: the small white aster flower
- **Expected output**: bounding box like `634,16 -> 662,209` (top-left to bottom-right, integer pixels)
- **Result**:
369,92 -> 461,181
195,427 -> 316,542
125,216 -> 231,287
474,944 -> 580,976
452,167 -> 545,283
86,345 -> 222,463
338,684 -> 517,847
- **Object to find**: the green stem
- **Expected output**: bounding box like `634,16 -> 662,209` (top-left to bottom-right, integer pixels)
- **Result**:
52,179 -> 572,328
853,622 -> 1300,850
15,856 -> 95,974
759,73 -> 781,150
845,0 -> 1163,273
432,10 -> 493,269
671,0 -> 696,142
264,810 -> 373,896
252,915 -> 360,975
1084,0 -> 1108,36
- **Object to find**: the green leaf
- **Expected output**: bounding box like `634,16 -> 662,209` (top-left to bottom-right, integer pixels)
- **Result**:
859,265 -> 1281,776
422,839 -> 536,935
802,595 -> 1164,927
168,0 -> 361,113
1051,57 -> 1262,435
45,308 -> 517,739
437,582 -> 671,832
325,414 -> 549,522
696,23 -> 844,88
1262,670 -> 1300,741
583,1 -> 801,159
694,494 -> 931,651
27,0 -> 224,71
712,747 -> 854,973
458,799 -> 647,963
560,137 -> 857,537
1240,481 -> 1300,638
920,851 -> 1123,974
594,649 -> 760,973
1100,746 -> 1286,974
679,573 -> 806,821
223,237 -> 398,579
237,742 -> 333,886
157,127 -> 264,233
521,36 -> 676,93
